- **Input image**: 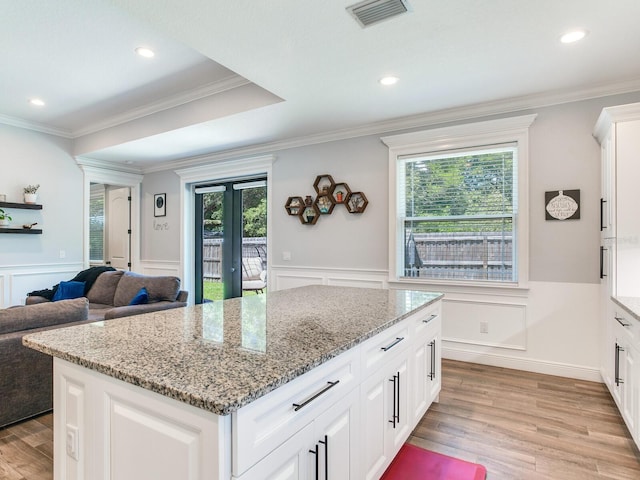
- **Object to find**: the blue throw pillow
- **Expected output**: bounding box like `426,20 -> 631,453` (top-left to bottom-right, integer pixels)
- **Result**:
52,281 -> 86,301
129,287 -> 149,306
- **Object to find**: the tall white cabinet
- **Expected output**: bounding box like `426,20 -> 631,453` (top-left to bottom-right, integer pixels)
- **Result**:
594,102 -> 640,450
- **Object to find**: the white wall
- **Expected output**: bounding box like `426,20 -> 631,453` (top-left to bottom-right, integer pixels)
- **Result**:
0,124 -> 83,306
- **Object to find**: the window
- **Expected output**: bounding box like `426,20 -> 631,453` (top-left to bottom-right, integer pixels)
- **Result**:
89,188 -> 105,263
383,114 -> 536,287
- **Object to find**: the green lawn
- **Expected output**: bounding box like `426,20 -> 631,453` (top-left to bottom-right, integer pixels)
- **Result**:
203,280 -> 263,301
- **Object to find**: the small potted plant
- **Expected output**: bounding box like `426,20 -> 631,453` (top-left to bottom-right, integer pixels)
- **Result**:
0,208 -> 12,227
24,184 -> 40,204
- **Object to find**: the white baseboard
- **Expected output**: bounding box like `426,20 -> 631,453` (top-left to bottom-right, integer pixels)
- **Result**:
442,345 -> 602,382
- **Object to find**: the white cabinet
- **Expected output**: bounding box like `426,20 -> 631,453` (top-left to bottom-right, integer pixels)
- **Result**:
54,359 -> 229,480
360,353 -> 409,480
236,388 -> 360,480
612,309 -> 639,443
409,306 -> 442,425
595,104 -> 640,298
54,301 -> 443,480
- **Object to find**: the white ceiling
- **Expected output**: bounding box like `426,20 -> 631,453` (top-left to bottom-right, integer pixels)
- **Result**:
3,0 -> 640,170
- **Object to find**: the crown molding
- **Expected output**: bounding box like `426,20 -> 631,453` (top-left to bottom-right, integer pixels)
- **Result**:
141,77 -> 640,174
76,156 -> 143,175
72,74 -> 251,137
0,113 -> 73,138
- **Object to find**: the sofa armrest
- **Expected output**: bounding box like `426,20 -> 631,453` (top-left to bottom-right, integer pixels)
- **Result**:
176,290 -> 189,303
103,301 -> 187,320
25,296 -> 51,305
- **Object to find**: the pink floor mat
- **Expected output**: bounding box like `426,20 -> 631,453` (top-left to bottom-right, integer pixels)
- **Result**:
381,443 -> 487,480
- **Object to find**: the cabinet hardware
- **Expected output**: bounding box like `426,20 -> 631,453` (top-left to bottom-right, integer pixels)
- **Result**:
615,316 -> 630,327
389,372 -> 400,428
381,337 -> 404,352
422,314 -> 438,323
600,198 -> 607,231
600,246 -> 607,279
309,444 -> 319,480
428,340 -> 436,380
318,435 -> 328,480
615,343 -> 625,386
293,380 -> 339,411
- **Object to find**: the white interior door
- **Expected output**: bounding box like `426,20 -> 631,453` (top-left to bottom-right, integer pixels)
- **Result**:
107,187 -> 131,270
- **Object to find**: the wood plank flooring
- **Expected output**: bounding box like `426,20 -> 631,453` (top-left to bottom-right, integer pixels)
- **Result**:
1,360 -> 638,479
0,413 -> 52,480
409,360 -> 640,479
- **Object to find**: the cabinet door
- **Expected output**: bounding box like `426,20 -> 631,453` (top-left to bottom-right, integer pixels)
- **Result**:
235,423 -> 313,480
427,329 -> 442,403
410,316 -> 442,425
311,388 -> 359,480
360,371 -> 389,480
600,125 -> 616,239
622,344 -> 637,438
387,355 -> 410,455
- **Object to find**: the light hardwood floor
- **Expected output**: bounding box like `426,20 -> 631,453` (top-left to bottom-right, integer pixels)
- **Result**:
1,360 -> 639,479
410,360 -> 640,479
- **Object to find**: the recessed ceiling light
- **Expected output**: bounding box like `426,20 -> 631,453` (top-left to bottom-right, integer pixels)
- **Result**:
560,29 -> 588,44
135,47 -> 155,58
380,76 -> 399,86
29,98 -> 45,107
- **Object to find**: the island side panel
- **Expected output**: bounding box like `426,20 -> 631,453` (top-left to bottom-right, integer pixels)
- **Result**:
54,358 -> 231,480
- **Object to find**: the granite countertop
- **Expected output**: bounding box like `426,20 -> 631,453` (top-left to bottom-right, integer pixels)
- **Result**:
24,285 -> 442,416
612,296 -> 640,322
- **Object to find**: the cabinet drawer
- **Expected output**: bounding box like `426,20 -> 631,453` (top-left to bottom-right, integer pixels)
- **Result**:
360,319 -> 410,379
614,309 -> 638,344
232,348 -> 359,477
410,303 -> 441,339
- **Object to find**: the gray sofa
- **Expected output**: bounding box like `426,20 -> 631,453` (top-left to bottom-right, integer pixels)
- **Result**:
27,270 -> 188,321
0,297 -> 90,428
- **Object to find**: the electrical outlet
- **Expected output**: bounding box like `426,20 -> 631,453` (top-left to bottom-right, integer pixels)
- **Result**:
59,250 -> 66,259
282,251 -> 291,261
480,321 -> 489,334
66,425 -> 79,460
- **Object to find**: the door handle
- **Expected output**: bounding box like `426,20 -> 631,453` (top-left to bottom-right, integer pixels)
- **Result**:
600,198 -> 607,231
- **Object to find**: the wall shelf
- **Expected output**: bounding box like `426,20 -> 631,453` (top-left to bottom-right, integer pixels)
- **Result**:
0,227 -> 42,234
0,201 -> 42,210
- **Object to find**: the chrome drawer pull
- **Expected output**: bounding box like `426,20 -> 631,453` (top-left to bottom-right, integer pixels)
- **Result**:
422,314 -> 438,323
381,337 -> 404,352
293,381 -> 339,411
615,316 -> 631,327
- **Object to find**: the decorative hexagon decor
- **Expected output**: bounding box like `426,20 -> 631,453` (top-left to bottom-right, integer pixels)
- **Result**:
285,174 -> 367,225
298,196 -> 320,225
285,196 -> 304,216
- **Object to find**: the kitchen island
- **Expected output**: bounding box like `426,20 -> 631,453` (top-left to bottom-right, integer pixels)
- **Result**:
24,285 -> 443,480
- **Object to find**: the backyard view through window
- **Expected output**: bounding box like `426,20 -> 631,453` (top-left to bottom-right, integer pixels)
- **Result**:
400,145 -> 517,282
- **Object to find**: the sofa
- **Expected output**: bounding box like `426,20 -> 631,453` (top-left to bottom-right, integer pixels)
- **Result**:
0,297 -> 90,427
27,270 -> 188,321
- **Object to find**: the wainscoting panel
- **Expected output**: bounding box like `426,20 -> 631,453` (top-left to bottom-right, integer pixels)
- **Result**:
269,266 -> 388,292
443,299 -> 527,350
139,261 -> 181,277
2,263 -> 84,306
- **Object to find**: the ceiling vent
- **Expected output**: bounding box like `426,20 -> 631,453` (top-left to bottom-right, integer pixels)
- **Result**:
347,0 -> 412,28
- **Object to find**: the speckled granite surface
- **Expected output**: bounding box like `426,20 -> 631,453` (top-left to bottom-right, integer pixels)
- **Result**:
613,296 -> 640,321
24,285 -> 442,416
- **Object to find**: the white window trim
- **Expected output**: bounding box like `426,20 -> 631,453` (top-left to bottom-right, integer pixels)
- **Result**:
382,114 -> 536,290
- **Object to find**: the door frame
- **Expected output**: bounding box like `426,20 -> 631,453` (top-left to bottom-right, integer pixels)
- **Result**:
176,155 -> 275,304
77,159 -> 143,271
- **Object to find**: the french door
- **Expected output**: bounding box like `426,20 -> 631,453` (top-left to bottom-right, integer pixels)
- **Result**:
194,178 -> 267,302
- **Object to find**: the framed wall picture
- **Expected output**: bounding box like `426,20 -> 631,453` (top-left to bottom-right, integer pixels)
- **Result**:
154,193 -> 166,217
545,189 -> 580,220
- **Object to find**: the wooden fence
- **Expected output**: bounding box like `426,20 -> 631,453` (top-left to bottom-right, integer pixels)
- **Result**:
203,237 -> 266,281
406,232 -> 513,281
